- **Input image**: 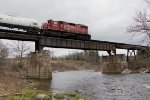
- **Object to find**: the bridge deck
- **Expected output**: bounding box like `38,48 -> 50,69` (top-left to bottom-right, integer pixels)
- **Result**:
0,29 -> 38,41
0,29 -> 148,51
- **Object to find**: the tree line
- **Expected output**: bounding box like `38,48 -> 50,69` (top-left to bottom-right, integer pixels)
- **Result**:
58,50 -> 101,65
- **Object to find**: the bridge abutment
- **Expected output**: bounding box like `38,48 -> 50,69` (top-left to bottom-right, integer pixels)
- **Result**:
101,54 -> 128,74
27,50 -> 52,79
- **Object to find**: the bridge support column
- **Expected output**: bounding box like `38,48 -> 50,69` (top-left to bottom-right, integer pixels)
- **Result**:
27,50 -> 52,79
127,49 -> 136,62
107,50 -> 116,55
35,41 -> 44,52
101,54 -> 128,74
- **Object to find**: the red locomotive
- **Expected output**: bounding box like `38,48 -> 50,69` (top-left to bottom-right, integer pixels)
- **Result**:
41,19 -> 91,40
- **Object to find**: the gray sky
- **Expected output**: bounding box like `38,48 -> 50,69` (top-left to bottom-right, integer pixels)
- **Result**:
0,0 -> 147,56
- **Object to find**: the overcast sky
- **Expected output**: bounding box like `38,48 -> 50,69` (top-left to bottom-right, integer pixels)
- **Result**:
0,0 -> 147,56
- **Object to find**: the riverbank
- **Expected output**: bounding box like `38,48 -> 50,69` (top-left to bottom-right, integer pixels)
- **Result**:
0,68 -> 25,97
0,67 -> 51,100
0,74 -> 90,100
0,59 -> 149,99
50,60 -> 101,72
0,67 -> 91,100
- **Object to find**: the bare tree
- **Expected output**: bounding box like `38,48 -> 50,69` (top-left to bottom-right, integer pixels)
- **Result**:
127,0 -> 150,69
0,40 -> 8,65
127,0 -> 150,42
10,41 -> 30,66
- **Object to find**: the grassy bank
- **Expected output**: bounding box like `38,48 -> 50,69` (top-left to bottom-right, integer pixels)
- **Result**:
8,90 -> 51,100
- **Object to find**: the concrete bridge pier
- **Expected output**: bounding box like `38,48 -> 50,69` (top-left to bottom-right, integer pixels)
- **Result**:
101,54 -> 128,74
27,50 -> 52,79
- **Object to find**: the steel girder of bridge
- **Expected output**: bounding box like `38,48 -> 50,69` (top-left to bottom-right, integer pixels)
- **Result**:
0,29 -> 38,41
38,37 -> 115,51
0,30 -> 148,54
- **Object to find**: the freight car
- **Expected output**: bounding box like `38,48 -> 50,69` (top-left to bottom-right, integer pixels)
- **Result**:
0,14 -> 39,32
41,19 -> 91,40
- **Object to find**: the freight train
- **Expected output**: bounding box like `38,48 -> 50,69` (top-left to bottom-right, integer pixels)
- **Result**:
0,14 -> 91,40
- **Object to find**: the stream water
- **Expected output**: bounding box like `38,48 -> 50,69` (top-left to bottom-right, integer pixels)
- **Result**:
51,70 -> 150,100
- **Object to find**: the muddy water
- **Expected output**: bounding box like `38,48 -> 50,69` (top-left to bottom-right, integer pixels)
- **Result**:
51,70 -> 150,100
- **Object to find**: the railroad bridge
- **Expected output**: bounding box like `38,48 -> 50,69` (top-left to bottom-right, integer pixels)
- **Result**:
0,29 -> 147,52
0,29 -> 149,78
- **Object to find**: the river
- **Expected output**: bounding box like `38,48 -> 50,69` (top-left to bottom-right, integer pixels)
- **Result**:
51,70 -> 150,100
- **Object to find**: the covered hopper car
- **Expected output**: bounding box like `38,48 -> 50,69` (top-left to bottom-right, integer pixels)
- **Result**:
0,14 -> 39,32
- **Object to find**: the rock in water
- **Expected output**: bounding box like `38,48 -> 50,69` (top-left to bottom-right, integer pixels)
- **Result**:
36,94 -> 50,100
122,69 -> 132,74
140,68 -> 149,73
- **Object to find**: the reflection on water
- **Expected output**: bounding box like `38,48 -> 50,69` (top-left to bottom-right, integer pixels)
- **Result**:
51,70 -> 150,100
